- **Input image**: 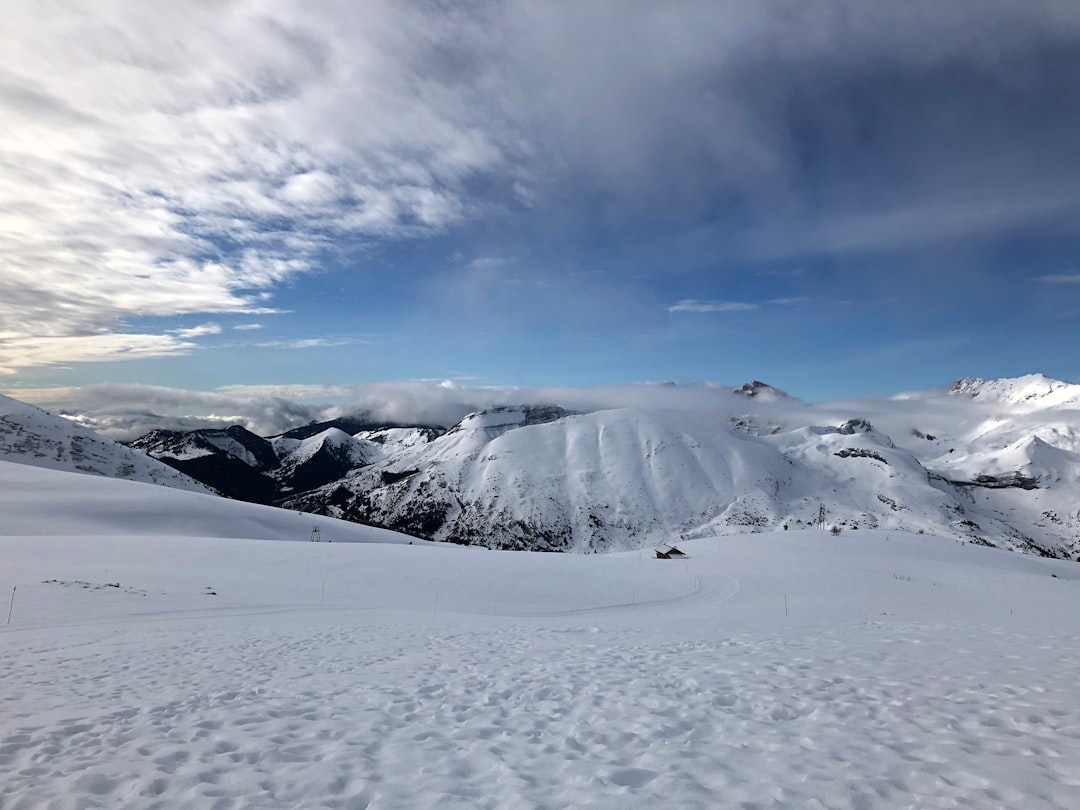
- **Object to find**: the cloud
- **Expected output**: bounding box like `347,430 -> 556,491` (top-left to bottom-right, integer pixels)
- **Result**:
232,323 -> 264,331
3,1 -> 1080,372
1038,273 -> 1080,284
214,384 -> 355,400
467,257 -> 513,270
171,322 -> 223,338
13,370 -> 1080,446
8,379 -> 760,440
0,333 -> 196,375
738,188 -> 1080,262
12,378 -> 802,441
667,300 -> 759,313
10,382 -> 343,440
0,1 -> 503,369
251,337 -> 359,349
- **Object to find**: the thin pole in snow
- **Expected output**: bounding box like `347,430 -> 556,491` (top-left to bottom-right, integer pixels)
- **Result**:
784,594 -> 788,617
432,592 -> 438,626
6,586 -> 15,625
321,580 -> 325,606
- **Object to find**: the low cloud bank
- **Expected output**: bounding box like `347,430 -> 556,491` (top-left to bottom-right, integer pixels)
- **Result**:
11,376 -> 1077,448
12,380 -> 799,441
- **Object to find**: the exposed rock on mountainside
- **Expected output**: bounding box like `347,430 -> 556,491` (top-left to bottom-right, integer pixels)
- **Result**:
734,380 -> 788,400
125,418 -> 447,505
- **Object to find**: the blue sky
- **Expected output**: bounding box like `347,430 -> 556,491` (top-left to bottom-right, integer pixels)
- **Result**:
3,1 -> 1080,432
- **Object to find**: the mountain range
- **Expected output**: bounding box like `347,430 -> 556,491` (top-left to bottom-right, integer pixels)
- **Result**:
3,374 -> 1079,559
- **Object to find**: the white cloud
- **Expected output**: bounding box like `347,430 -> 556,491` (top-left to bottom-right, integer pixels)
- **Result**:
1038,273 -> 1080,284
13,372 -> 1080,446
0,0 -> 505,370
170,322 -> 222,339
214,384 -> 355,400
0,333 -> 195,375
11,379 -> 776,439
252,338 -> 358,349
667,300 -> 759,313
8,382 -> 345,440
233,323 -> 264,331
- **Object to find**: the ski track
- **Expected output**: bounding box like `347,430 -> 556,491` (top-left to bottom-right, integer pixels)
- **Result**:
4,617 -> 1080,809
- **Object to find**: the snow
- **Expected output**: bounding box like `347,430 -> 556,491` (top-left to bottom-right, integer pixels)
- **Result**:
278,428 -> 372,469
0,460 -> 414,544
357,426 -> 438,456
0,395 -> 210,492
154,439 -> 216,462
946,374 -> 1080,410
201,434 -> 263,468
307,401 -> 1080,556
3,463 -> 1080,808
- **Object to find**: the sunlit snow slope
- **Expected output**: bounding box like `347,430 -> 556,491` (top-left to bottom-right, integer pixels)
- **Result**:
0,395 -> 210,492
287,387 -> 1080,557
0,459 -> 415,545
2,463 -> 1080,809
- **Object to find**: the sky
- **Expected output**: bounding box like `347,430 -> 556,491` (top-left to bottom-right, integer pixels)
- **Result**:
3,1 -> 1080,435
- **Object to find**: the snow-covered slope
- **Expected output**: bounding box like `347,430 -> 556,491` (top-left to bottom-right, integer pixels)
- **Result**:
0,458 -> 416,545
3,462 -> 1080,809
270,427 -> 376,495
277,394 -> 1078,557
947,373 -> 1080,409
0,395 -> 211,492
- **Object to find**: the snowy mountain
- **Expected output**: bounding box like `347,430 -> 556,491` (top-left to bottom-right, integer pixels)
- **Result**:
8,373 -> 1075,559
281,404 -> 1078,557
945,373 -> 1080,409
128,423 -> 389,502
277,377 -> 1080,558
0,394 -> 211,493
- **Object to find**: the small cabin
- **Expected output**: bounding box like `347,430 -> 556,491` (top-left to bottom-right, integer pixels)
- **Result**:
654,544 -> 687,559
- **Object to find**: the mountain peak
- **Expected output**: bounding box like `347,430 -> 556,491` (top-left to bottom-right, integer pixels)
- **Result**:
948,374 -> 1080,407
733,380 -> 787,400
446,405 -> 576,436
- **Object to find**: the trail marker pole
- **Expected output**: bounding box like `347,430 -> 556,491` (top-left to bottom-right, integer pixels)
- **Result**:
6,586 -> 15,625
784,594 -> 788,618
432,592 -> 438,626
321,580 -> 325,606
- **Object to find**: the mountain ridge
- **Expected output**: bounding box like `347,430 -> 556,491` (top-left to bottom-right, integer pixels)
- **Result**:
0,394 -> 212,493
4,376 -> 1078,559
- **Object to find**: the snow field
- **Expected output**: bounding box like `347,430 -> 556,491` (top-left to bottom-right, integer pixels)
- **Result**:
4,527 -> 1080,809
